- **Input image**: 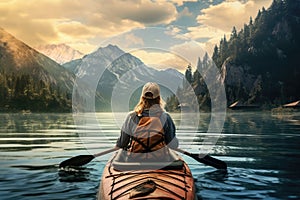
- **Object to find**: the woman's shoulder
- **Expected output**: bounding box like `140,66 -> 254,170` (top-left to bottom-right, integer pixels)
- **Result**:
162,111 -> 171,117
123,111 -> 139,125
128,111 -> 136,115
159,111 -> 173,121
127,111 -> 138,119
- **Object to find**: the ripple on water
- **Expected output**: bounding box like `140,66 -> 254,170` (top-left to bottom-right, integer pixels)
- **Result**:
195,167 -> 280,200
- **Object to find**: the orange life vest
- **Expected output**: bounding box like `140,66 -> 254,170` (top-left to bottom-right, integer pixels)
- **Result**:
128,113 -> 170,161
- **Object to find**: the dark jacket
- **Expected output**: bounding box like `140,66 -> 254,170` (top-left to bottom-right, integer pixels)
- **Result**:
116,110 -> 178,149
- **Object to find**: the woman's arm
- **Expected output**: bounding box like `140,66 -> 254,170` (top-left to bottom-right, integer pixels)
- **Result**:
116,114 -> 131,148
163,113 -> 179,149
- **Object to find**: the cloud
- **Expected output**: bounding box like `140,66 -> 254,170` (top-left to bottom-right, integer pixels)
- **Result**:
159,0 -> 198,6
131,49 -> 189,73
106,32 -> 145,49
197,0 -> 273,32
178,6 -> 193,18
0,0 -> 178,53
85,0 -> 177,26
184,26 -> 231,56
164,26 -> 184,38
186,25 -> 227,40
170,41 -> 207,67
57,21 -> 95,38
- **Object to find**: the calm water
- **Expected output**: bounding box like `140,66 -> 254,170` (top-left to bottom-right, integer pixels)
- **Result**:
0,112 -> 299,200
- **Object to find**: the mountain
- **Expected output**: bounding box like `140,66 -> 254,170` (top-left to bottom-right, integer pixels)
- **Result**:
162,68 -> 184,79
0,28 -> 75,111
64,44 -> 184,111
35,43 -> 84,64
174,0 -> 300,111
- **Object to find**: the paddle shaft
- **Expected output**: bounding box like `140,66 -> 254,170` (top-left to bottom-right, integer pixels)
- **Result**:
94,147 -> 119,157
175,148 -> 227,170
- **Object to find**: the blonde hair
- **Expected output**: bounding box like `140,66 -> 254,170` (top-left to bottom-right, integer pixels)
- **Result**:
134,96 -> 165,116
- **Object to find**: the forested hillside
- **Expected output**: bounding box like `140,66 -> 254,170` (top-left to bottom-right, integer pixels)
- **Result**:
168,0 -> 300,111
0,28 -> 74,112
214,0 -> 299,105
0,73 -> 71,112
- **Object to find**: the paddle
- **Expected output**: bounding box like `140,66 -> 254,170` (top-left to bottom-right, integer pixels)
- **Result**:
175,148 -> 227,170
59,147 -> 119,168
59,147 -> 227,169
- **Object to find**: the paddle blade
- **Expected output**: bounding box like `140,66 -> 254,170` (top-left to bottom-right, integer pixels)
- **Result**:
191,153 -> 227,170
59,155 -> 95,168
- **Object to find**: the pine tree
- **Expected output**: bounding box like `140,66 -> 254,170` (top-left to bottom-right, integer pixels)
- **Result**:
219,35 -> 228,64
212,45 -> 219,68
231,26 -> 238,39
185,64 -> 193,84
202,52 -> 210,70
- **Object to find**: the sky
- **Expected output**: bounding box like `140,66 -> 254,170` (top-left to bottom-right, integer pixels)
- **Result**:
0,0 -> 273,72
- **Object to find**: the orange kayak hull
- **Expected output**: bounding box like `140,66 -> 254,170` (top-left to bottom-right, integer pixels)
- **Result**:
98,150 -> 196,200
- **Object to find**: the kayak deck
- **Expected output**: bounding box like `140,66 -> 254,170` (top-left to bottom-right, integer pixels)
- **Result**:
99,149 -> 195,200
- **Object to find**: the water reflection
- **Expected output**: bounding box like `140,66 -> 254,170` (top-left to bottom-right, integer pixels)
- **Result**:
0,113 -> 74,133
58,167 -> 92,182
200,169 -> 228,182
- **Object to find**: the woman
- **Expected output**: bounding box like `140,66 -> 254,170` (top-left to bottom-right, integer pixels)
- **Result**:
116,82 -> 178,161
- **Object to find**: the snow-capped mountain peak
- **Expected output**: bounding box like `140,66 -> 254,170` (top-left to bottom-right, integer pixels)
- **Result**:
35,43 -> 84,64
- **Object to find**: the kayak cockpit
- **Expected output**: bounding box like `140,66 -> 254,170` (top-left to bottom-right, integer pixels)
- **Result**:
112,149 -> 184,171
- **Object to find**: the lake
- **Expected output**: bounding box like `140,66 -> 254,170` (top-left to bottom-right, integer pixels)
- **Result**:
0,111 -> 299,199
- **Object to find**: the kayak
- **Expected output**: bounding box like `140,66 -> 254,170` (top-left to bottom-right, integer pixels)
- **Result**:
98,149 -> 196,199
98,149 -> 196,200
